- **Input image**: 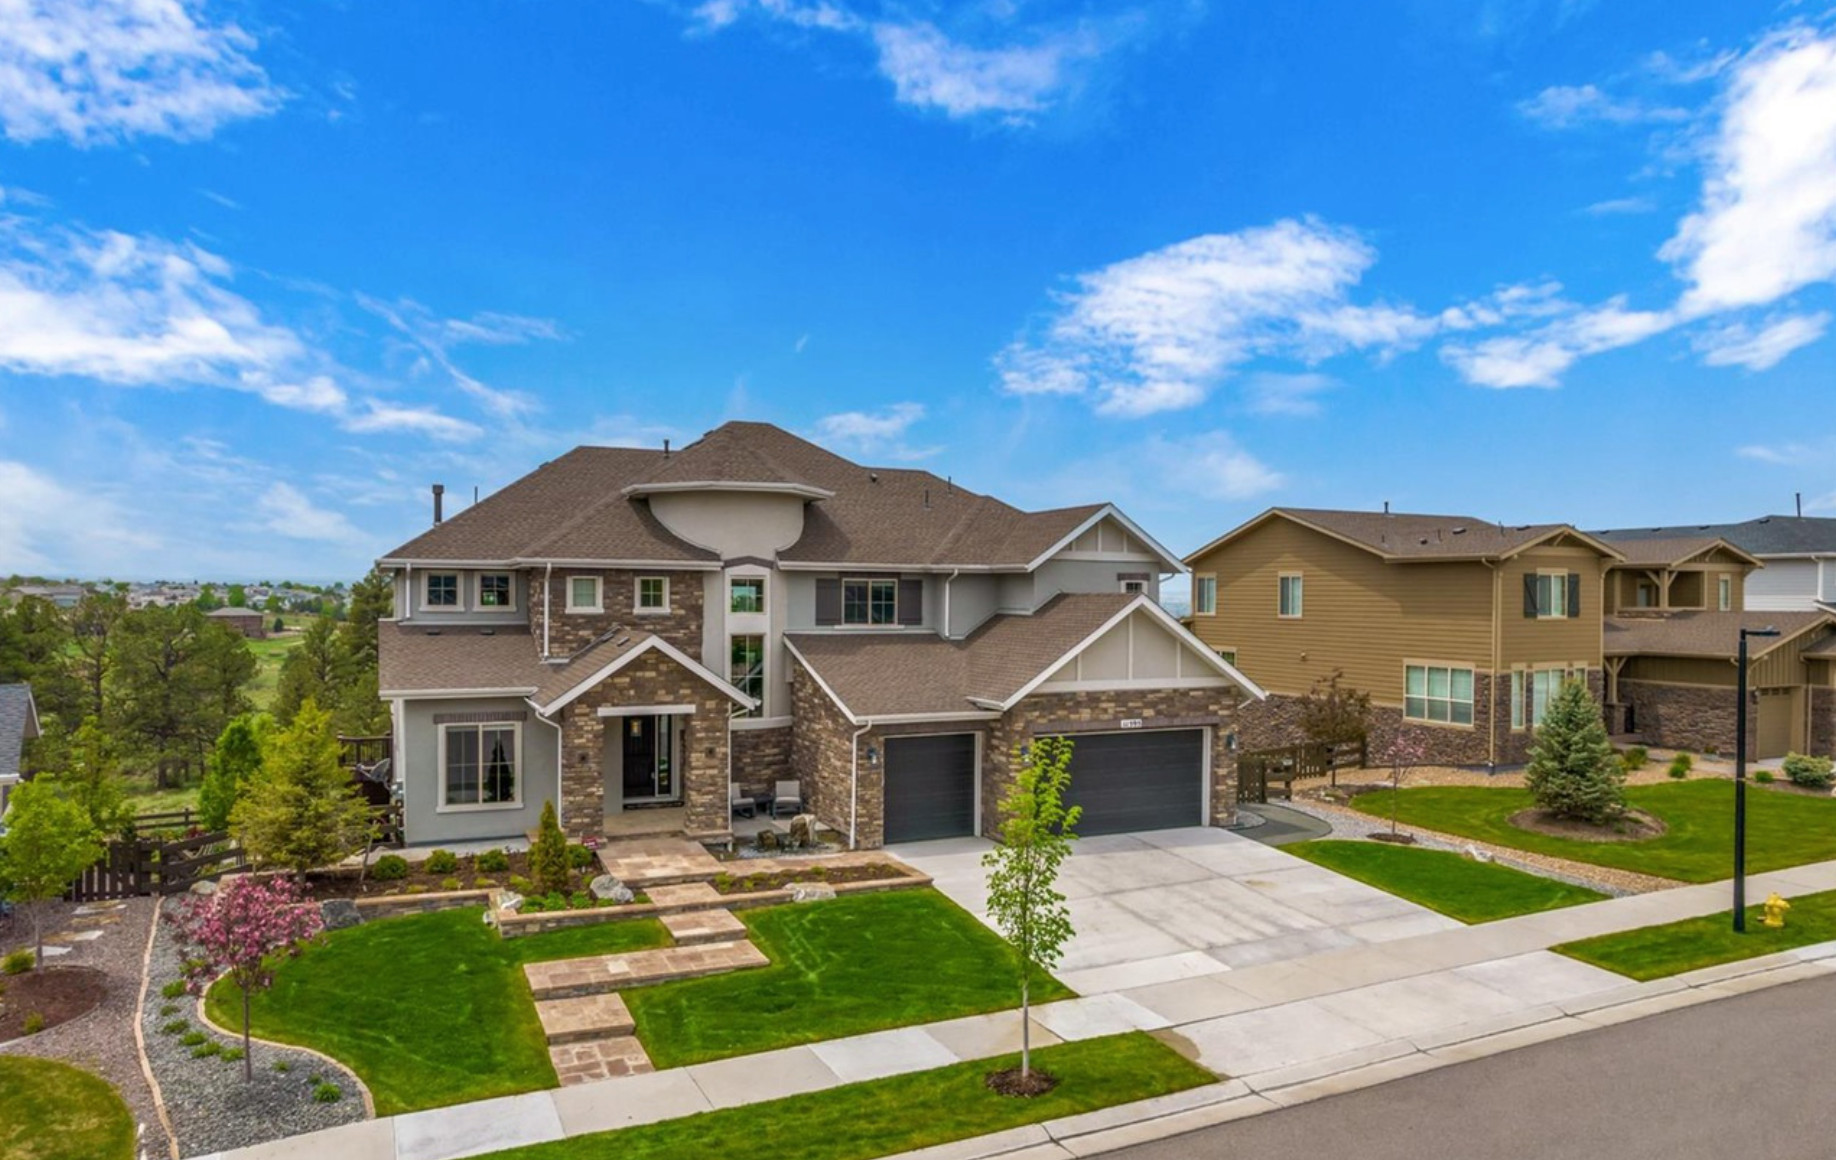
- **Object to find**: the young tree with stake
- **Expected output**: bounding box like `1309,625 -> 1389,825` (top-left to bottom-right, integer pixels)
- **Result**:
1382,729 -> 1427,840
0,782 -> 103,966
982,735 -> 1081,1091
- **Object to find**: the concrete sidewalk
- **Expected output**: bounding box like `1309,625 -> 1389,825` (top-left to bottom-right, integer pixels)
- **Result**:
195,857 -> 1836,1160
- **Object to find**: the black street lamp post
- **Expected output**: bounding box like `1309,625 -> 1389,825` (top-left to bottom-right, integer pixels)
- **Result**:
1734,625 -> 1780,933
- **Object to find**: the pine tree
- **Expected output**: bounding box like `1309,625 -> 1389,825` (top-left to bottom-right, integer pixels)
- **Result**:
231,700 -> 372,874
531,801 -> 572,897
200,714 -> 270,832
1524,679 -> 1624,824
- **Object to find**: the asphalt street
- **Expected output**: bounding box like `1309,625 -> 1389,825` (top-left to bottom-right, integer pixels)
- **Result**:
1120,974 -> 1836,1160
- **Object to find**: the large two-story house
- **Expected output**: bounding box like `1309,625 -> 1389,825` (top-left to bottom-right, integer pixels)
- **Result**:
376,422 -> 1262,848
1597,515 -> 1836,613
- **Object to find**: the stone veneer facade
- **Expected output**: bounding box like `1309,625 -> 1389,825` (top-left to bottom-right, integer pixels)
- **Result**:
527,567 -> 706,657
554,648 -> 732,838
1621,680 -> 1753,758
789,665 -> 1240,849
732,724 -> 795,795
1812,687 -> 1836,759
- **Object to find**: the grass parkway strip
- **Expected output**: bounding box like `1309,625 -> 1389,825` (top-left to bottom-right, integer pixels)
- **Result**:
1556,888 -> 1836,981
1285,840 -> 1608,923
1348,780 -> 1836,883
478,1032 -> 1211,1160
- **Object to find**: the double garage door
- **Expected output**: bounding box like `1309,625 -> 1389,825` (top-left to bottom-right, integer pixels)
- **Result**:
883,729 -> 1205,843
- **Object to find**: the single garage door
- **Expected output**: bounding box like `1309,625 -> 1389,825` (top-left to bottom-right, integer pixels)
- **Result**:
884,734 -> 977,843
1064,729 -> 1204,836
1756,689 -> 1801,761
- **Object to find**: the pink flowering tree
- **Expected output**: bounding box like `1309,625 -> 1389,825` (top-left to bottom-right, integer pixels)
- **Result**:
168,875 -> 324,1080
1382,730 -> 1428,839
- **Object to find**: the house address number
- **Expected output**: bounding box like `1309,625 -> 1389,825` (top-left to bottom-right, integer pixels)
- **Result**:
1118,718 -> 1144,729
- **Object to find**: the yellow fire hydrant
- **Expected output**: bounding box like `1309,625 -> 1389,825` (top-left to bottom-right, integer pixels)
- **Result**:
1763,893 -> 1791,929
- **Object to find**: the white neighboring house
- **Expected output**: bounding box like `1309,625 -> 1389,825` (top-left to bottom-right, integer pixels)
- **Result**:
1598,515 -> 1836,613
0,684 -> 40,818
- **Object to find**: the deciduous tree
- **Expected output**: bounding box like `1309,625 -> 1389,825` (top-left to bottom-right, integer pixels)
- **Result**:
0,782 -> 103,964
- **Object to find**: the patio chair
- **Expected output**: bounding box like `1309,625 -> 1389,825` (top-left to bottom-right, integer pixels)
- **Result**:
772,779 -> 803,818
730,782 -> 756,819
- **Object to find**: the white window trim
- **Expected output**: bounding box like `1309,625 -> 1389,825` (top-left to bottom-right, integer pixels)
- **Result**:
1534,569 -> 1570,620
729,574 -> 767,616
1194,574 -> 1217,616
1119,579 -> 1148,595
1403,661 -> 1477,730
476,572 -> 517,613
565,574 -> 604,614
1511,669 -> 1526,732
1278,573 -> 1303,619
729,632 -> 767,717
841,577 -> 899,628
634,575 -> 670,615
1718,574 -> 1733,612
422,571 -> 464,613
436,721 -> 523,813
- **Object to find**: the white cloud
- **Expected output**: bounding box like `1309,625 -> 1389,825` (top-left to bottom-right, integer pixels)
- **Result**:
1518,84 -> 1687,129
358,295 -> 551,418
813,401 -> 923,442
241,372 -> 348,413
1583,195 -> 1657,216
1242,372 -> 1334,417
0,0 -> 283,145
869,22 -> 1096,123
1694,312 -> 1830,370
0,458 -> 156,571
256,481 -> 361,543
1736,441 -> 1811,465
1442,298 -> 1673,388
1178,431 -> 1284,500
1662,28 -> 1836,316
344,401 -> 482,442
998,219 -> 1435,416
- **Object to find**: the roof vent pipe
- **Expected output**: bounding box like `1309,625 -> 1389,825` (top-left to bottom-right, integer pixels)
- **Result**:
923,487 -> 930,510
1383,500 -> 1390,515
663,438 -> 671,458
432,483 -> 445,525
1798,492 -> 1804,518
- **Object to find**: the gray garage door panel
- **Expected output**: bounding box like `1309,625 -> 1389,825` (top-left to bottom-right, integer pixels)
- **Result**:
1064,729 -> 1204,836
884,734 -> 977,843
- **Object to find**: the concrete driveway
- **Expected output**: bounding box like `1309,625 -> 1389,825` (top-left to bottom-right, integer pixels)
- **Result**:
889,827 -> 1463,995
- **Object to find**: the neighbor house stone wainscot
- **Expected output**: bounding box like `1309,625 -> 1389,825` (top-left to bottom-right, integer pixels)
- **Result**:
1813,687 -> 1836,759
732,723 -> 794,795
529,567 -> 707,657
558,648 -> 732,838
1621,680 -> 1754,758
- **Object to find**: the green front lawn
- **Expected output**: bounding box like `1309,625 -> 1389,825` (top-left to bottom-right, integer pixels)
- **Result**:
481,1032 -> 1211,1160
1557,889 -> 1836,980
1286,840 -> 1607,923
1349,780 -> 1836,883
626,889 -> 1073,1069
0,1057 -> 137,1160
206,906 -> 671,1115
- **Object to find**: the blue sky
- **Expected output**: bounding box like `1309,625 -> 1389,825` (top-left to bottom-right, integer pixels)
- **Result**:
1,0 -> 1833,587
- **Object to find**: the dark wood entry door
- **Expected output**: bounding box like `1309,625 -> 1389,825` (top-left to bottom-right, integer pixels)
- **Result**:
622,716 -> 660,800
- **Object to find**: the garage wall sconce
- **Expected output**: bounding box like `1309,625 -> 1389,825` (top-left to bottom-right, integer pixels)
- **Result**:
866,746 -> 879,766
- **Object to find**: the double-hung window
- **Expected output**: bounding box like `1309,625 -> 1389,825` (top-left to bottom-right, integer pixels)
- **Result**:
1533,572 -> 1571,619
424,573 -> 460,609
1511,671 -> 1526,731
1195,576 -> 1217,615
730,634 -> 765,716
842,579 -> 898,626
1278,574 -> 1303,619
1405,664 -> 1474,725
635,576 -> 669,614
443,723 -> 518,807
566,575 -> 603,613
477,573 -> 514,609
1530,669 -> 1569,727
1718,575 -> 1732,611
730,577 -> 765,614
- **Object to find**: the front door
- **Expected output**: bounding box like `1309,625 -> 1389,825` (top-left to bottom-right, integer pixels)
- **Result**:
620,715 -> 677,802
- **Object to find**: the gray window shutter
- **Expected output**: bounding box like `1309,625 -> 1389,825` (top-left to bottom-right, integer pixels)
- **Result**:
897,579 -> 924,625
815,579 -> 842,626
1567,573 -> 1582,619
1523,573 -> 1538,618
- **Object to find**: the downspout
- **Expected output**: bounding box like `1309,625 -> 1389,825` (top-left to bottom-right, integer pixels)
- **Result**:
942,569 -> 960,638
542,562 -> 553,659
849,720 -> 873,850
404,563 -> 413,623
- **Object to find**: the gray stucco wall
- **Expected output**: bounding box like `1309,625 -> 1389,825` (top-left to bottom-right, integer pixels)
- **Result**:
398,569 -> 531,625
400,696 -> 560,845
1031,558 -> 1162,605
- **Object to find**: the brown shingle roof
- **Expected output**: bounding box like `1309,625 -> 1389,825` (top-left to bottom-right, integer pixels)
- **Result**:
1603,611 -> 1833,658
530,630 -> 655,708
631,424 -> 828,495
1604,536 -> 1759,568
378,624 -> 548,694
786,594 -> 1147,719
1276,508 -> 1616,561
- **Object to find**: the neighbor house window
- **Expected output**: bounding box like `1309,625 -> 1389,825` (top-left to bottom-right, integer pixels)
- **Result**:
477,573 -> 514,609
842,578 -> 898,626
1120,579 -> 1148,595
1278,574 -> 1303,618
730,634 -> 764,717
566,575 -> 603,613
1534,571 -> 1571,619
730,576 -> 765,614
1216,648 -> 1238,667
635,576 -> 669,613
424,573 -> 460,609
1530,669 -> 1572,727
1511,671 -> 1525,731
443,723 -> 518,807
1718,575 -> 1732,611
1405,664 -> 1474,726
1195,576 -> 1217,615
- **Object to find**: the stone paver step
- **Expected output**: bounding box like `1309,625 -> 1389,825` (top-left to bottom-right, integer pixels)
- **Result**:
549,1034 -> 653,1086
535,992 -> 635,1045
644,882 -> 726,911
661,908 -> 747,946
594,838 -> 727,887
525,938 -> 770,999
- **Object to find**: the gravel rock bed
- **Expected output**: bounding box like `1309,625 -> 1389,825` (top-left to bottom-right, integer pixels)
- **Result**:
1280,797 -> 1653,897
0,896 -> 171,1157
144,897 -> 366,1157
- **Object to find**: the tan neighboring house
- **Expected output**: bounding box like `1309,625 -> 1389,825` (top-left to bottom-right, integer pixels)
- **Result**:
207,606 -> 269,639
1600,536 -> 1836,760
1183,507 -> 1623,768
375,421 -> 1262,848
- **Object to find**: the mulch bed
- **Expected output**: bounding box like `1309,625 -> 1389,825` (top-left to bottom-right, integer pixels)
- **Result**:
302,849 -> 593,901
1508,808 -> 1667,843
711,862 -> 910,894
986,1066 -> 1059,1097
1368,831 -> 1418,845
0,966 -> 108,1042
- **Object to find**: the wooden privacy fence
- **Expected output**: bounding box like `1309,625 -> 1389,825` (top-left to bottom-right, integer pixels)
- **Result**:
67,831 -> 247,902
1237,739 -> 1367,804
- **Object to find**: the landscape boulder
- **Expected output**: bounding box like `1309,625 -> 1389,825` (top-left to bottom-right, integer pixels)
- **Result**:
589,874 -> 634,904
788,814 -> 817,849
790,882 -> 836,903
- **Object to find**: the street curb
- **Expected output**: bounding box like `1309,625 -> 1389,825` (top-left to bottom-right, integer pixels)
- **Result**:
868,947 -> 1836,1160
